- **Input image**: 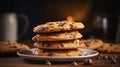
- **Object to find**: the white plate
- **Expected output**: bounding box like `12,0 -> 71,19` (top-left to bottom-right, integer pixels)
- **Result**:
17,48 -> 99,62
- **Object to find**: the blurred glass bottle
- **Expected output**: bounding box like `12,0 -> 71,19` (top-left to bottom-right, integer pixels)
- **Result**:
92,14 -> 109,42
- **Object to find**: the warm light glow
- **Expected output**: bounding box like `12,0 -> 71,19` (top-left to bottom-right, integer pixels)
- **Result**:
67,16 -> 74,22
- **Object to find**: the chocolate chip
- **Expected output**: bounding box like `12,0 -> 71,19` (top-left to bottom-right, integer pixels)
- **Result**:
84,42 -> 90,47
69,24 -> 73,29
42,42 -> 51,47
41,27 -> 46,31
84,59 -> 94,65
103,55 -> 108,60
109,56 -> 115,60
99,54 -> 103,57
99,54 -> 103,59
45,60 -> 51,65
113,55 -> 117,59
69,34 -> 75,38
71,61 -> 78,66
60,44 -> 64,47
110,59 -> 117,63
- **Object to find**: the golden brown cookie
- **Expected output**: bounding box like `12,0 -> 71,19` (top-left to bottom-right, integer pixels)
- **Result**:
34,39 -> 86,49
81,39 -> 103,49
33,48 -> 82,56
97,43 -> 120,53
32,31 -> 82,41
0,41 -> 30,54
33,21 -> 85,33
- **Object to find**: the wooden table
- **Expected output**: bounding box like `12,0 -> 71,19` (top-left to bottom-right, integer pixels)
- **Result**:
0,53 -> 120,67
0,41 -> 120,67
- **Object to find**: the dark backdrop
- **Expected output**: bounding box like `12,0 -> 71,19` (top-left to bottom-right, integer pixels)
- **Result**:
0,0 -> 120,43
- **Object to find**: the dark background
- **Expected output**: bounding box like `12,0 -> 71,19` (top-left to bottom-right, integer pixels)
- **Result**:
0,0 -> 120,43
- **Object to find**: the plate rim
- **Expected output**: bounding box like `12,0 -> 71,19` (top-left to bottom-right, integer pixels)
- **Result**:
17,48 -> 99,59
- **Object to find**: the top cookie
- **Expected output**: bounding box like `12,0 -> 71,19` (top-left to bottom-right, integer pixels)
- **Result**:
33,21 -> 85,33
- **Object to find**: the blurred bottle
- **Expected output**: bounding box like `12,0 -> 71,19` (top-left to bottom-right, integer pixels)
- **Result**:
92,14 -> 109,42
115,16 -> 120,43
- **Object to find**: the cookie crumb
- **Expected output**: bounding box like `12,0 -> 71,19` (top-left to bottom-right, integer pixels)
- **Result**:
103,55 -> 108,60
110,59 -> 117,63
45,60 -> 51,65
84,59 -> 94,65
71,61 -> 78,66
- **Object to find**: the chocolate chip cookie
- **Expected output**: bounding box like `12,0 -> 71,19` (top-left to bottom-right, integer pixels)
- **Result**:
81,39 -> 103,49
33,21 -> 84,33
33,48 -> 82,56
0,41 -> 30,54
97,43 -> 120,53
32,31 -> 82,41
34,39 -> 86,49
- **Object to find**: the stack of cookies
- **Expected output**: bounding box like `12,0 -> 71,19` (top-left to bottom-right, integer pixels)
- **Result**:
32,21 -> 86,56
